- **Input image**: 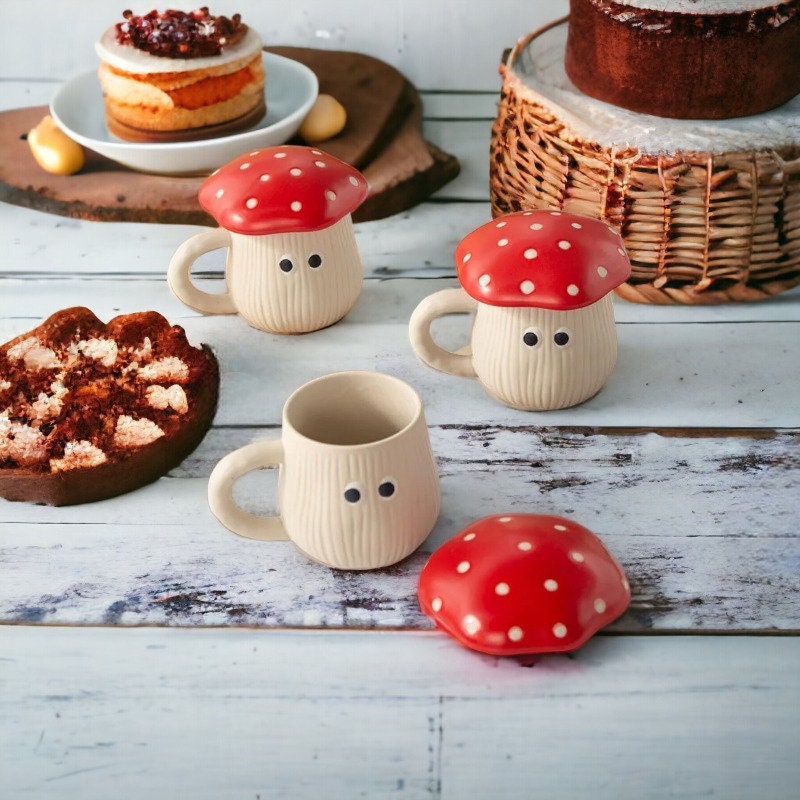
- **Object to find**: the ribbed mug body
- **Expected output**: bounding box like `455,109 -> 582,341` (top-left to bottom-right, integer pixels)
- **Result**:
470,295 -> 617,410
226,215 -> 362,334
277,372 -> 440,569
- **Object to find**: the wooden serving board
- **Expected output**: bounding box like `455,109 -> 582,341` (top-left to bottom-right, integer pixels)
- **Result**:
0,47 -> 459,225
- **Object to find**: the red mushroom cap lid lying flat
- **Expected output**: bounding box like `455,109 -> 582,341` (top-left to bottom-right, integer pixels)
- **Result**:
418,513 -> 631,656
198,145 -> 369,235
455,211 -> 631,310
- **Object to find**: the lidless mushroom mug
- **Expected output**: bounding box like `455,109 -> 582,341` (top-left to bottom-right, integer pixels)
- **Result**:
207,371 -> 441,570
168,146 -> 368,334
409,210 -> 631,411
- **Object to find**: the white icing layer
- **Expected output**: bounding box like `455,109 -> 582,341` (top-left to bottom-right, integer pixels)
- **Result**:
513,20 -> 800,154
95,26 -> 263,74
611,0 -> 785,12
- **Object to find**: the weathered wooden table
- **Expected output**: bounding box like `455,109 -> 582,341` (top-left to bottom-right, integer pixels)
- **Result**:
2,2 -> 799,797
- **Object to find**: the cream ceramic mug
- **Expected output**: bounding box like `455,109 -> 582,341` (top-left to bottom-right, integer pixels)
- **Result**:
207,371 -> 441,570
409,210 -> 632,411
168,145 -> 368,334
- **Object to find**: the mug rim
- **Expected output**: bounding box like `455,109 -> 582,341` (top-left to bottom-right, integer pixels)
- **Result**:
282,370 -> 424,449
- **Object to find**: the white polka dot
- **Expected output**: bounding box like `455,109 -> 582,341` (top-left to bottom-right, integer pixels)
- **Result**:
553,622 -> 568,638
594,598 -> 607,613
249,150 -> 260,156
215,188 -> 224,199
597,266 -> 608,278
550,211 -> 562,216
571,222 -> 582,229
314,160 -> 326,168
496,221 -> 507,228
495,582 -> 510,596
349,176 -> 360,186
259,174 -> 270,182
274,152 -> 287,159
507,626 -> 524,642
558,240 -> 571,250
530,223 -> 543,231
520,280 -> 535,295
517,541 -> 532,552
311,149 -> 322,155
544,579 -> 558,592
463,532 -> 476,541
239,162 -> 250,170
326,190 -> 337,201
498,516 -> 512,523
570,551 -> 585,563
463,615 -> 481,635
567,284 -> 580,296
622,577 -> 630,591
245,198 -> 258,209
462,253 -> 472,264
290,201 -> 302,212
497,238 -> 509,247
431,597 -> 443,612
290,168 -> 302,176
478,274 -> 491,288
456,561 -> 471,574
618,247 -> 625,256
523,248 -> 538,260
554,524 -> 567,531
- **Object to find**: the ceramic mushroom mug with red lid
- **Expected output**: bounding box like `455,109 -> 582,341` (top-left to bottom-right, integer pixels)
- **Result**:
409,210 -> 631,410
168,145 -> 368,334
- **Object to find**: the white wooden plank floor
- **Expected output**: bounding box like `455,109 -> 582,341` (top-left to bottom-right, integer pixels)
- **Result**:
2,627 -> 799,800
2,2 -> 799,795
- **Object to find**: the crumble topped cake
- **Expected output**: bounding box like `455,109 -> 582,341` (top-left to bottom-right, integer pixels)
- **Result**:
0,307 -> 219,505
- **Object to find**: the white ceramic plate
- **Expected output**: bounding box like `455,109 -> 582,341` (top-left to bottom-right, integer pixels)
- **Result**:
50,52 -> 318,175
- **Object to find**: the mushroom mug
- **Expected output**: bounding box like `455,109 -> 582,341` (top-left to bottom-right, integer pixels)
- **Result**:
207,371 -> 441,570
168,146 -> 368,335
409,210 -> 631,411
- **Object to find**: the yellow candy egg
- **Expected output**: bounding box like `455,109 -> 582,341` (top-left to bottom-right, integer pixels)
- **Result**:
298,94 -> 347,144
27,115 -> 85,176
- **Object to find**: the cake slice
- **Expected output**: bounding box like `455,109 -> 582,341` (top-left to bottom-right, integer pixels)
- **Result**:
0,307 -> 219,505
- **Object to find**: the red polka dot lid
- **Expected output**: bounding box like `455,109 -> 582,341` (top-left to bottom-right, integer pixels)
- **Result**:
198,145 -> 369,235
455,210 -> 631,310
418,513 -> 631,656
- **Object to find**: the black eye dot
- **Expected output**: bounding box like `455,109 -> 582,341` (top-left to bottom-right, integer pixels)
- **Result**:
308,254 -> 322,268
279,258 -> 293,273
523,331 -> 539,347
378,481 -> 395,498
344,487 -> 361,503
554,331 -> 570,346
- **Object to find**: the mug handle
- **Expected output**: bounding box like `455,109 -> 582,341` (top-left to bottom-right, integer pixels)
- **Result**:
409,287 -> 478,377
207,440 -> 290,541
167,227 -> 238,315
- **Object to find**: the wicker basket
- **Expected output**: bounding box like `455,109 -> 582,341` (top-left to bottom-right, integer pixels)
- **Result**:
490,18 -> 800,304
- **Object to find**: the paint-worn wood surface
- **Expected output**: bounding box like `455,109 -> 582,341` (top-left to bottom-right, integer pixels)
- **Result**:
1,2 -> 799,798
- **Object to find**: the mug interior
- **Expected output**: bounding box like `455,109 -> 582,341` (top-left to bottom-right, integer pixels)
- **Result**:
285,372 -> 421,446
